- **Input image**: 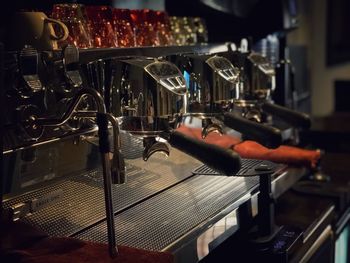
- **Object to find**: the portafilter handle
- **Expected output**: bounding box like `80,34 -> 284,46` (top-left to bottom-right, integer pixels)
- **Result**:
167,131 -> 241,176
223,112 -> 282,149
261,101 -> 311,129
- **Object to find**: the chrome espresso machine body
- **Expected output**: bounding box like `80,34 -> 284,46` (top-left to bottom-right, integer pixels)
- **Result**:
2,44 -> 313,263
2,45 -> 130,256
168,51 -> 283,148
220,48 -> 312,143
3,46 -> 101,196
107,55 -> 241,174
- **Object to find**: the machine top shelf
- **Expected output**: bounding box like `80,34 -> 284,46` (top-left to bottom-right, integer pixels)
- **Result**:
4,43 -> 230,64
77,43 -> 229,63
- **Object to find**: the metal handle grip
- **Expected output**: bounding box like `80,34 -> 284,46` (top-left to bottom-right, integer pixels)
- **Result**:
168,131 -> 241,176
224,112 -> 282,148
262,102 -> 311,129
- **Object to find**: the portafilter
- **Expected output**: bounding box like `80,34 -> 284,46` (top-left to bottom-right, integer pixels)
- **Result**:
222,49 -> 311,131
111,57 -> 241,176
169,53 -> 283,149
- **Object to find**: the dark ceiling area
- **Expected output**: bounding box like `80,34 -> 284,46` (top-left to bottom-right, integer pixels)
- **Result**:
165,0 -> 285,42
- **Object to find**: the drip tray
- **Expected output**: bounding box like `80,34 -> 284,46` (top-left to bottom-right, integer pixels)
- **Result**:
3,149 -> 200,237
74,159 -> 277,251
75,175 -> 259,251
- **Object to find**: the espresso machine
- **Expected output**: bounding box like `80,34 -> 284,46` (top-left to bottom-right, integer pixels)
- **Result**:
2,45 -> 250,259
105,56 -> 241,174
168,52 -> 283,148
1,40 -> 319,263
92,51 -> 310,262
2,44 -> 129,256
220,47 -> 311,145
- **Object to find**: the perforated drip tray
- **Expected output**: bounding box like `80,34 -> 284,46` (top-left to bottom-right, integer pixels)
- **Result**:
75,175 -> 259,251
4,152 -> 299,255
3,149 -> 200,237
73,159 -> 281,252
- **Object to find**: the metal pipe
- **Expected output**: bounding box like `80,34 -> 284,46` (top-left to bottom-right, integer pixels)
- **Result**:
36,88 -> 106,126
96,113 -> 118,257
74,111 -> 126,184
101,147 -> 118,257
30,88 -> 118,257
106,113 -> 126,184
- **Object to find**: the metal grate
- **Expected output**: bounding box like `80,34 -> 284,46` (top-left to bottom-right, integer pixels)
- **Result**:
119,131 -> 144,160
193,159 -> 280,176
75,175 -> 259,251
3,150 -> 198,238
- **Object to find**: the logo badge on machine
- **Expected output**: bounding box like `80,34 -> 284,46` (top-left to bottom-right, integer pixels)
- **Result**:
30,189 -> 64,212
10,189 -> 64,221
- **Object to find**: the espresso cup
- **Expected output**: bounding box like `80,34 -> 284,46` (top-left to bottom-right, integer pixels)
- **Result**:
8,12 -> 69,51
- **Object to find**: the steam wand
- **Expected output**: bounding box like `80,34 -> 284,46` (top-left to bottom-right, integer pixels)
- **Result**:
24,87 -> 123,257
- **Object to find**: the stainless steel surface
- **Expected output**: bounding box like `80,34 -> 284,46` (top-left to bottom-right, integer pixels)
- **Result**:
205,56 -> 239,84
10,202 -> 31,222
77,44 -> 229,63
246,52 -> 276,100
35,88 -> 105,127
27,87 -> 119,257
195,206 -> 240,260
117,58 -> 187,119
144,60 -> 187,95
271,166 -> 308,199
69,159 -> 306,261
142,137 -> 170,161
63,45 -> 82,88
101,152 -> 118,257
3,149 -> 199,237
184,54 -> 239,111
194,161 -> 308,199
201,121 -> 224,138
232,99 -> 262,123
19,47 -> 43,92
3,127 -> 98,154
75,175 -> 258,252
303,205 -> 335,242
335,207 -> 350,236
297,225 -> 333,263
74,112 -> 126,185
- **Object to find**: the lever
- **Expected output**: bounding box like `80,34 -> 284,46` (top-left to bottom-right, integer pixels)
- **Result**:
261,102 -> 311,129
168,131 -> 241,176
223,112 -> 282,148
62,45 -> 83,88
19,46 -> 43,92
